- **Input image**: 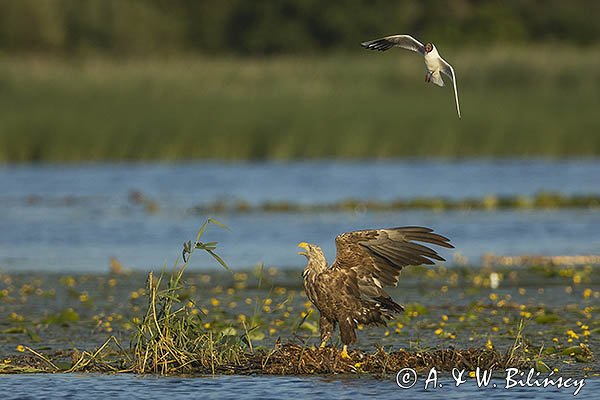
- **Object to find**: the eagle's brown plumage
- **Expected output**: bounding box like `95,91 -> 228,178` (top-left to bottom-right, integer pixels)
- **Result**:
298,226 -> 453,354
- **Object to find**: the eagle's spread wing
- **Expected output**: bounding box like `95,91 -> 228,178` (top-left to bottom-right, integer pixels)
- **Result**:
332,227 -> 453,296
361,34 -> 425,55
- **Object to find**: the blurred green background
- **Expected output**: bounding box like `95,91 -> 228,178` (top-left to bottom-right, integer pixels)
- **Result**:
0,0 -> 599,161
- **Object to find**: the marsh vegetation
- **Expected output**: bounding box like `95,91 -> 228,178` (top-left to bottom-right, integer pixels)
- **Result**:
1,223 -> 597,377
1,46 -> 600,162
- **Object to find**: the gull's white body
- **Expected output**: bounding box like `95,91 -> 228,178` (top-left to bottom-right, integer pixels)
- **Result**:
423,46 -> 446,87
361,34 -> 461,119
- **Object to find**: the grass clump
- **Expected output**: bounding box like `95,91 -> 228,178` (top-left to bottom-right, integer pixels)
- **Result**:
131,270 -> 247,374
130,219 -> 250,374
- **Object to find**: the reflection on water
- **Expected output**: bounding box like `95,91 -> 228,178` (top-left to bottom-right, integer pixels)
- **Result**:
0,160 -> 598,272
0,374 -> 597,399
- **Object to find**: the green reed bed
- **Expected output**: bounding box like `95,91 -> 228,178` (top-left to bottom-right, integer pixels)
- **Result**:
1,46 -> 600,162
189,192 -> 600,214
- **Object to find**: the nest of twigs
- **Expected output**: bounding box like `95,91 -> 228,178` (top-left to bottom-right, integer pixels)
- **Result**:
260,343 -> 530,375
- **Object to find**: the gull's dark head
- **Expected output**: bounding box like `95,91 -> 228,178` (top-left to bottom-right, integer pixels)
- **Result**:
425,42 -> 434,54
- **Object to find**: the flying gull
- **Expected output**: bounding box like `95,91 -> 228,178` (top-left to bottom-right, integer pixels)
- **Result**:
361,34 -> 461,119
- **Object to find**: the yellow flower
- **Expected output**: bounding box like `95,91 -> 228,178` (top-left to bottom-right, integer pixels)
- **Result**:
203,322 -> 211,329
442,315 -> 449,321
469,371 -> 476,378
434,328 -> 443,335
489,293 -> 498,301
16,345 -> 25,352
210,298 -> 220,307
520,311 -> 532,318
486,338 -> 493,350
130,291 -> 139,300
566,330 -> 579,339
233,272 -> 248,281
264,298 -> 273,306
583,288 -> 592,299
9,312 -> 24,322
274,287 -> 286,295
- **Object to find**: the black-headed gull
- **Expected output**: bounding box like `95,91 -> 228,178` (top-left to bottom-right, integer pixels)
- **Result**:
361,34 -> 461,119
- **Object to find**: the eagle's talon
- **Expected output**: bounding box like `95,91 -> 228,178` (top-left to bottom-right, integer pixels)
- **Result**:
340,345 -> 351,359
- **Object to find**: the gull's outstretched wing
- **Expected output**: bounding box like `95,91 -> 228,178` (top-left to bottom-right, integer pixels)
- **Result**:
440,58 -> 461,119
361,34 -> 425,55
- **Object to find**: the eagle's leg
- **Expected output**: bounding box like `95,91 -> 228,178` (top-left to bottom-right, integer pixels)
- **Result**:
319,315 -> 335,348
339,317 -> 357,359
425,71 -> 433,82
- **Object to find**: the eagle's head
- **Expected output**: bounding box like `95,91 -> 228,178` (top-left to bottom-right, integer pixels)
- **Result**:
298,242 -> 328,274
424,42 -> 434,54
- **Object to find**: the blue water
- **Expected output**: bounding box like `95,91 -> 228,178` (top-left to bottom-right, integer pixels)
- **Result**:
0,374 -> 596,399
0,160 -> 599,272
1,159 -> 599,398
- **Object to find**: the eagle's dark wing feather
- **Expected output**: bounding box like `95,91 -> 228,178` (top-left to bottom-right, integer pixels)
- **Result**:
333,226 -> 453,291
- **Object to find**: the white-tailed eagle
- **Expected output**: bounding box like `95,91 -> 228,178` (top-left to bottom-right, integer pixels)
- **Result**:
298,226 -> 453,358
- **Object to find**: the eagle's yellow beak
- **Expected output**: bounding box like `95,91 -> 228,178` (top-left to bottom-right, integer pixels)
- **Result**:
297,242 -> 309,256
